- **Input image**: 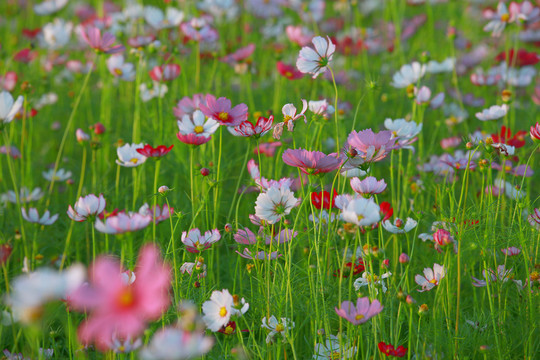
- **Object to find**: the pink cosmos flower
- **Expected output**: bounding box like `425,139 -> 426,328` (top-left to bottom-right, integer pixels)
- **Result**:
471,265 -> 513,287
254,141 -> 282,157
138,203 -> 173,224
282,148 -> 341,175
492,160 -> 533,177
80,26 -> 125,54
236,248 -> 281,260
501,247 -> 521,256
285,25 -> 313,47
199,95 -> 248,127
346,129 -> 398,163
276,61 -> 304,80
233,116 -> 273,138
335,297 -> 383,325
220,44 -> 255,64
273,99 -> 308,139
528,208 -> 540,230
69,244 -> 171,351
94,212 -> 152,234
0,71 -> 17,91
176,132 -> 212,146
350,176 -> 387,195
234,228 -> 258,245
68,194 -> 106,222
173,94 -> 209,119
181,228 -> 221,253
149,64 -> 181,82
530,122 -> 540,141
415,263 -> 446,292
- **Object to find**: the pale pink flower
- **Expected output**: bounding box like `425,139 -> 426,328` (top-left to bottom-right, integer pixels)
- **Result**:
69,245 -> 171,351
233,228 -> 257,245
346,129 -> 398,163
273,99 -> 308,139
472,265 -> 513,287
149,64 -> 181,82
138,203 -> 173,224
173,94 -> 210,119
94,212 -> 152,234
282,148 -> 341,175
335,297 -> 383,325
528,208 -> 540,230
235,248 -> 281,260
80,26 -> 125,54
67,194 -> 106,222
501,247 -> 521,256
415,263 -> 446,292
21,207 -> 58,225
286,26 -> 313,46
140,327 -> 213,359
181,229 -> 221,253
350,176 -> 387,195
476,104 -> 509,121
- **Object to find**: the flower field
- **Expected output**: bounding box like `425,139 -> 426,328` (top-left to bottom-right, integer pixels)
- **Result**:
0,0 -> 539,359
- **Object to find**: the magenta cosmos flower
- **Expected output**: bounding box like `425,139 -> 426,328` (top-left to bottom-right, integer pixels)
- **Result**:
149,64 -> 181,82
233,116 -> 273,138
80,26 -> 125,54
136,144 -> 174,158
346,129 -> 398,163
335,297 -> 383,325
282,148 -> 341,175
181,228 -> 221,253
68,244 -> 171,351
199,95 -> 248,127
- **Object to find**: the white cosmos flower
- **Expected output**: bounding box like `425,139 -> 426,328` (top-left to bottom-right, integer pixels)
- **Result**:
415,263 -> 446,292
483,2 -> 509,37
42,168 -> 72,182
67,194 -> 106,222
426,58 -> 455,73
255,185 -> 298,224
34,0 -> 68,15
107,55 -> 135,81
140,82 -> 168,102
177,110 -> 219,137
382,218 -> 418,234
40,19 -> 72,49
314,334 -> 357,360
475,104 -> 509,121
353,271 -> 392,294
261,315 -> 295,344
2,187 -> 43,204
391,61 -> 426,88
5,264 -> 85,323
116,143 -> 147,167
341,197 -> 381,226
21,207 -> 59,225
202,289 -> 234,332
140,327 -> 213,360
144,6 -> 184,30
296,36 -> 336,79
0,91 -> 24,124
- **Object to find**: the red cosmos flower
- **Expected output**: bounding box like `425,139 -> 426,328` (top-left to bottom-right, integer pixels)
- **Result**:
0,244 -> 13,266
136,144 -> 174,158
491,125 -> 527,148
495,49 -> 539,67
380,202 -> 394,223
233,116 -> 274,138
311,189 -> 338,210
149,64 -> 181,82
276,61 -> 304,80
13,49 -> 38,63
335,36 -> 365,56
22,28 -> 41,39
378,341 -> 407,357
333,260 -> 365,278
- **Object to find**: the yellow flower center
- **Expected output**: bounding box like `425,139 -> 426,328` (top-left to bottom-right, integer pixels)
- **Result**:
219,306 -> 228,317
429,278 -> 438,284
194,125 -> 204,134
130,157 -> 139,164
357,214 -> 365,222
355,314 -> 365,321
118,345 -> 125,352
501,13 -> 510,22
117,288 -> 135,307
275,323 -> 285,332
114,68 -> 123,76
218,112 -> 230,121
285,71 -> 292,77
224,325 -> 234,335
504,165 -> 512,172
284,115 -> 292,122
331,351 -> 341,360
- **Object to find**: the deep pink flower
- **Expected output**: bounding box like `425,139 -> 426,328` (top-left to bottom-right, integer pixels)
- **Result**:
233,116 -> 273,137
276,61 -> 304,80
335,297 -> 383,325
200,95 -> 248,127
233,228 -> 257,245
347,129 -> 398,163
69,244 -> 171,351
254,141 -> 282,157
282,148 -> 341,175
136,144 -> 174,158
220,44 -> 255,64
149,64 -> 181,82
80,26 -> 125,54
531,122 -> 540,142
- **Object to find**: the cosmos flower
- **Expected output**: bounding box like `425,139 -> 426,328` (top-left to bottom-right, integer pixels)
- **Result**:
107,55 -> 135,81
173,94 -> 210,119
382,218 -> 418,234
0,91 -> 24,124
136,144 -> 174,158
94,212 -> 152,234
199,95 -> 248,127
341,197 -> 381,227
138,203 -> 173,224
21,207 -> 58,225
335,297 -> 383,325
40,19 -> 72,49
378,342 -> 407,357
353,271 -> 392,294
255,185 -> 298,224
42,168 -> 72,182
233,116 -> 274,138
276,61 -> 304,80
313,335 -> 357,360
140,82 -> 168,102
201,289 -> 234,332
296,36 -> 336,79
79,26 -> 125,54
139,327 -> 213,360
346,129 -> 397,163
181,228 -> 221,253
484,2 -> 510,37
261,316 -> 295,343
282,148 -> 341,175
177,109 -> 219,139
415,263 -> 446,292
273,99 -> 308,139
69,245 -> 171,351
350,176 -> 387,195
144,6 -> 184,30
391,62 -> 425,88
33,0 -> 68,15
476,104 -> 509,121
116,143 -> 147,167
149,64 -> 182,82
528,208 -> 540,230
67,194 -> 106,222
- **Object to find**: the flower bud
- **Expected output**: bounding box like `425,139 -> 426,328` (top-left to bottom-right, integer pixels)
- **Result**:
158,185 -> 170,195
382,259 -> 390,268
418,303 -> 429,315
200,168 -> 210,176
399,253 -> 410,264
224,223 -> 232,233
76,128 -> 89,143
91,122 -> 106,135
